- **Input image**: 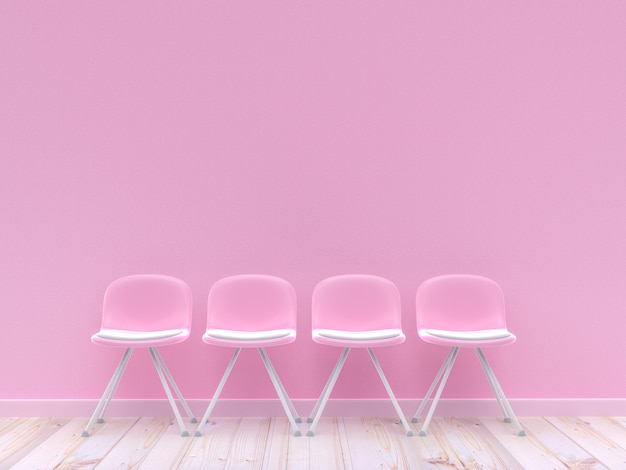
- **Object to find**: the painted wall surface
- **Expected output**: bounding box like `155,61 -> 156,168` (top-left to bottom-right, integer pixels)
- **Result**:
1,2 -> 625,402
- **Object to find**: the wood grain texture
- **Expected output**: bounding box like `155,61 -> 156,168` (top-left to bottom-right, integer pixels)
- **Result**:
2,416 -> 625,469
446,418 -> 525,469
137,419 -> 195,470
545,416 -> 626,469
519,417 -> 608,469
96,417 -> 173,469
178,418 -> 242,470
223,417 -> 271,469
343,417 -> 415,469
0,417 -> 70,468
308,417 -> 349,470
480,416 -> 568,469
10,417 -> 138,470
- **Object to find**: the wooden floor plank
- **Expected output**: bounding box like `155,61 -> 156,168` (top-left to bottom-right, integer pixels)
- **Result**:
520,417 -> 608,469
580,417 -> 626,449
3,416 -> 625,468
261,417 -> 292,470
8,419 -> 88,470
308,418 -> 349,470
545,417 -> 626,469
223,417 -> 271,470
335,417 -> 354,470
0,417 -> 30,437
0,418 -> 46,462
178,418 -> 242,470
136,420 -> 195,470
451,418 -> 525,470
418,418 -> 477,469
342,416 -> 416,469
10,417 -> 138,470
429,418 -> 523,470
369,419 -> 445,470
95,417 -> 173,468
263,417 -> 353,469
403,420 -> 465,469
0,417 -> 70,469
481,417 -> 572,469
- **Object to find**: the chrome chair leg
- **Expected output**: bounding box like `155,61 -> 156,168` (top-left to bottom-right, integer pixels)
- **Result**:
82,348 -> 133,437
418,347 -> 459,436
367,348 -> 413,436
259,348 -> 301,436
306,347 -> 350,437
195,348 -> 242,437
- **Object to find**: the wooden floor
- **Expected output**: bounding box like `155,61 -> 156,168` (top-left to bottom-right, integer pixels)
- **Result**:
1,416 -> 625,469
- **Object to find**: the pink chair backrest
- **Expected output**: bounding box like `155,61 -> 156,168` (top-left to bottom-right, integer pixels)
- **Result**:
207,275 -> 297,331
416,275 -> 507,331
312,275 -> 402,332
101,274 -> 192,332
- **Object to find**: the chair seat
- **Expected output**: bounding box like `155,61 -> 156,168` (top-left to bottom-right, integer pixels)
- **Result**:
422,328 -> 512,341
205,328 -> 293,341
95,328 -> 186,341
315,328 -> 403,341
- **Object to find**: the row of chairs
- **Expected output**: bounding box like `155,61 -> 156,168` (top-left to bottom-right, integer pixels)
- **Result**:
82,273 -> 525,438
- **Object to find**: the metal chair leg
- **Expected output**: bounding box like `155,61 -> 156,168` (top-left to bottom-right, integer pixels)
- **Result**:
475,348 -> 525,436
149,348 -> 189,436
367,348 -> 413,436
82,348 -> 133,437
307,347 -> 350,437
411,347 -> 456,424
258,348 -> 302,436
258,348 -> 300,422
152,349 -> 197,423
474,348 -> 509,421
194,348 -> 241,437
418,347 -> 459,436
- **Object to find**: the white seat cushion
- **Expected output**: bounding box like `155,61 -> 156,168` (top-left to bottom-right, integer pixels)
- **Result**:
206,329 -> 293,341
315,328 -> 403,341
422,328 -> 511,341
95,329 -> 185,341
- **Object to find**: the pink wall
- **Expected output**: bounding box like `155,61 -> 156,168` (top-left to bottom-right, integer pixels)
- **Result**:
1,1 -> 625,403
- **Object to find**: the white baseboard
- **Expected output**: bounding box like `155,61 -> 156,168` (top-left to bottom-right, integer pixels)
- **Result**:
1,398 -> 625,418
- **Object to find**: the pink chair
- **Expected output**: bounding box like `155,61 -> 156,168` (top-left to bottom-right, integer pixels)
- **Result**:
307,275 -> 413,437
195,275 -> 302,437
82,275 -> 196,437
412,274 -> 525,436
